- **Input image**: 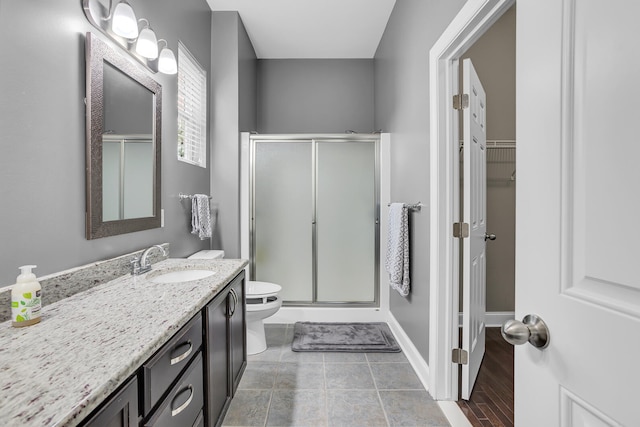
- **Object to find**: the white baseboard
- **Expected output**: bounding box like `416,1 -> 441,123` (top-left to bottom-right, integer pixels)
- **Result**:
386,312 -> 430,391
264,306 -> 388,324
438,401 -> 473,427
458,311 -> 514,327
387,314 -> 471,427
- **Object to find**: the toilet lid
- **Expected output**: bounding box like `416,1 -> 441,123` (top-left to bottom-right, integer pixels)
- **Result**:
247,281 -> 281,298
187,250 -> 224,260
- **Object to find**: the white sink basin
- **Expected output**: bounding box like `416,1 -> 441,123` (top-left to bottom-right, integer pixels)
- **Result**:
149,269 -> 216,284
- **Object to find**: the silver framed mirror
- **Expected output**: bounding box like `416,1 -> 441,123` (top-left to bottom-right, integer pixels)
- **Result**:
85,32 -> 162,240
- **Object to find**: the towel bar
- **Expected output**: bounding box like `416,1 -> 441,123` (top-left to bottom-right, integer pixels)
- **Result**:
179,193 -> 212,200
387,202 -> 423,211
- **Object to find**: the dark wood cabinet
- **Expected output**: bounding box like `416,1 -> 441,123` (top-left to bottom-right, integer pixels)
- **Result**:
82,271 -> 245,427
142,313 -> 203,416
205,287 -> 230,425
228,274 -> 246,396
205,271 -> 246,427
81,377 -> 138,427
143,352 -> 204,427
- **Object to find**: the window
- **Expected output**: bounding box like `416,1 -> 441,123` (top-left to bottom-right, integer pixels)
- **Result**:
177,42 -> 207,167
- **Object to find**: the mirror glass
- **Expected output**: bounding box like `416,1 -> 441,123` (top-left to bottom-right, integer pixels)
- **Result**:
86,33 -> 162,239
102,62 -> 154,221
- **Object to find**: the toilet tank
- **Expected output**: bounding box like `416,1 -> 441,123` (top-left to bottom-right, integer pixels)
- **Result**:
187,250 -> 225,260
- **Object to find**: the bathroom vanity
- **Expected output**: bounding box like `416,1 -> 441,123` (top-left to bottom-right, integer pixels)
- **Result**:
0,258 -> 247,427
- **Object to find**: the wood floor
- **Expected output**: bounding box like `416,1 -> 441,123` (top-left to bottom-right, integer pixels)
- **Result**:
457,327 -> 514,427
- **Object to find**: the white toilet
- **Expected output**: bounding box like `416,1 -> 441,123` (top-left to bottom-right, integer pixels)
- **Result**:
245,281 -> 282,355
187,250 -> 282,355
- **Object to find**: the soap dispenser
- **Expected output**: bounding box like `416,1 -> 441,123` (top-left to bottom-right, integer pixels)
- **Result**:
11,265 -> 42,328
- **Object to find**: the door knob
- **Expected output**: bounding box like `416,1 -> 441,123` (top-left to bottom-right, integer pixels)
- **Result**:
485,233 -> 496,241
501,314 -> 550,349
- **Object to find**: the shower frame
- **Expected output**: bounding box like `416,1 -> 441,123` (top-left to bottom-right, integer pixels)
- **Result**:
249,134 -> 381,308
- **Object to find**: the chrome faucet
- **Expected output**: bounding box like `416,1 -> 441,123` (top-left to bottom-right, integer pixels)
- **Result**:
131,245 -> 167,275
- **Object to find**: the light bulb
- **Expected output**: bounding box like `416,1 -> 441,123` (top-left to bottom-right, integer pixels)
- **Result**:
111,1 -> 138,39
158,47 -> 177,75
136,27 -> 158,59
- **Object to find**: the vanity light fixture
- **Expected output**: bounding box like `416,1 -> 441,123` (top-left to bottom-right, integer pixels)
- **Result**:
111,0 -> 138,39
135,19 -> 158,59
157,40 -> 177,75
83,0 -> 177,75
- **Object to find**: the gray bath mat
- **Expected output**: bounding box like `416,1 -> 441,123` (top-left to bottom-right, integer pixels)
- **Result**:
292,322 -> 401,352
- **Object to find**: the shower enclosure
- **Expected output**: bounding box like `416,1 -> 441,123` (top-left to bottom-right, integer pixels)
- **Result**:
250,134 -> 380,307
102,134 -> 154,221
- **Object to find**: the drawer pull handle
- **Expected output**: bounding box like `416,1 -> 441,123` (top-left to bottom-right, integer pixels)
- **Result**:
170,341 -> 193,365
229,288 -> 238,317
171,385 -> 194,417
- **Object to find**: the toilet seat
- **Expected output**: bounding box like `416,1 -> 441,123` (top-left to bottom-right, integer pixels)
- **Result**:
246,297 -> 281,312
247,281 -> 281,299
245,281 -> 281,312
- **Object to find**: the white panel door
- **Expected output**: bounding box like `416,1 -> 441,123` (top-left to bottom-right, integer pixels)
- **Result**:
515,0 -> 640,425
461,58 -> 487,400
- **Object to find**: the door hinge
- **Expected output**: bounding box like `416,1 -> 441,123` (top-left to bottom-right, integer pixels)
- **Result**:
452,348 -> 469,365
453,222 -> 470,238
453,94 -> 469,110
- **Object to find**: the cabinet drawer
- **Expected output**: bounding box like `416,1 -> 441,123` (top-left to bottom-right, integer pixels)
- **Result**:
143,313 -> 202,415
81,376 -> 138,427
144,352 -> 204,427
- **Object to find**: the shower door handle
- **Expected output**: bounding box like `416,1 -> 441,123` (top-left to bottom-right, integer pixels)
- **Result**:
485,233 -> 496,241
501,314 -> 550,349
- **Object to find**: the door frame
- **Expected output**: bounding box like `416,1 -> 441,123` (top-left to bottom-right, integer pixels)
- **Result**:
428,0 -> 515,401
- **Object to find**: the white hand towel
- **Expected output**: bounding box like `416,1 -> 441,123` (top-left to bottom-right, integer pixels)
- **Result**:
385,203 -> 410,297
191,194 -> 212,240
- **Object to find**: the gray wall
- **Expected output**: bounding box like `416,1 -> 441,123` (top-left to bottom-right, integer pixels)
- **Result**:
257,59 -> 374,133
239,18 -> 258,133
374,0 -> 467,361
0,0 -> 212,287
462,6 -> 516,312
209,11 -> 257,257
461,6 -> 516,139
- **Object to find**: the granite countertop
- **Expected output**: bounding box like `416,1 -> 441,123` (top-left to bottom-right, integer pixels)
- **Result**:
0,258 -> 248,427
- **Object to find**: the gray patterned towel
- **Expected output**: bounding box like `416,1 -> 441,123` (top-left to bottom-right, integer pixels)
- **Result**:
385,203 -> 410,296
191,194 -> 212,240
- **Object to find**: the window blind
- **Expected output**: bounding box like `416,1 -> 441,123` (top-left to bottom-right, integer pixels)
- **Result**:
177,42 -> 207,167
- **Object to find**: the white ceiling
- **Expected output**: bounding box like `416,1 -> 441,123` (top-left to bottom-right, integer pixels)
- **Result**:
206,0 -> 397,59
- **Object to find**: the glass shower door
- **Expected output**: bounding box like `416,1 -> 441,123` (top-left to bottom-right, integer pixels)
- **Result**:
252,136 -> 379,306
315,140 -> 377,303
253,141 -> 313,302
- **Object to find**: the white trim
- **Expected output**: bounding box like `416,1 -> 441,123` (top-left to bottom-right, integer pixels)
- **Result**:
378,133 -> 391,315
428,0 -> 515,401
240,132 -> 250,259
458,311 -> 515,327
265,307 -> 388,324
387,312 -> 430,390
388,314 -> 472,427
438,401 -> 474,427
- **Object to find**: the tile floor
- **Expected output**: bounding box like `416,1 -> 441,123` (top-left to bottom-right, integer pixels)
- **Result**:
222,323 -> 450,427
